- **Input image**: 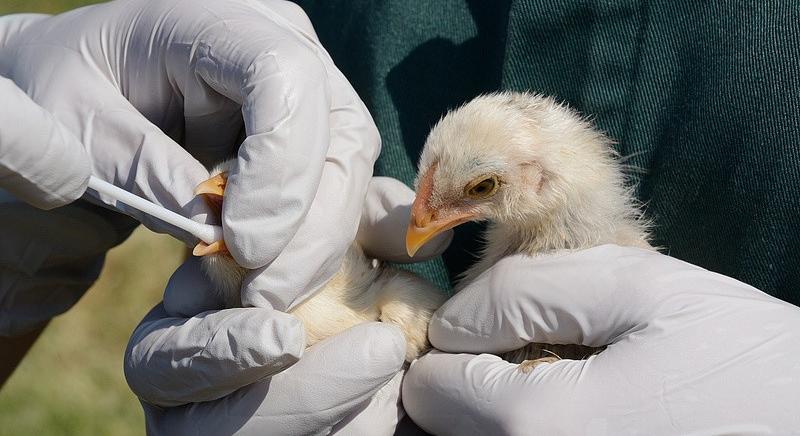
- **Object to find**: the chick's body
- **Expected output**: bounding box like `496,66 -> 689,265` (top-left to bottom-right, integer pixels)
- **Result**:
409,92 -> 653,366
200,160 -> 445,362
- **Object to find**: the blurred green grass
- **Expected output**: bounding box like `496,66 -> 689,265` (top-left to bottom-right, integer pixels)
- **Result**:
0,2 -> 184,435
1,0 -> 105,14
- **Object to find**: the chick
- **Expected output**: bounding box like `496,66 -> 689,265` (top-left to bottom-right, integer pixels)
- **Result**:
406,92 -> 653,371
194,160 -> 446,362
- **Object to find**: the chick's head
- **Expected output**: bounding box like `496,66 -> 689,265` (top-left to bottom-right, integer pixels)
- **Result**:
406,92 -> 623,257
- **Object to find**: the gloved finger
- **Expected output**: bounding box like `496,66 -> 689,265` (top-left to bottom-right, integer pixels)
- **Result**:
149,322 -> 406,436
162,256 -> 227,318
124,303 -> 305,408
238,48 -> 381,310
192,10 -> 334,270
429,245 -> 693,354
0,13 -> 49,47
180,2 -> 322,168
357,177 -> 453,263
402,351 -> 598,436
0,76 -> 90,209
331,370 -> 404,435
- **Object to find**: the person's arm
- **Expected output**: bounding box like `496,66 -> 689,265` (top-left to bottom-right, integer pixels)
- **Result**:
403,245 -> 800,435
0,322 -> 47,388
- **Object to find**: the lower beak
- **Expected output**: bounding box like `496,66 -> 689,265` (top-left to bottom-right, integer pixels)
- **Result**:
405,211 -> 475,257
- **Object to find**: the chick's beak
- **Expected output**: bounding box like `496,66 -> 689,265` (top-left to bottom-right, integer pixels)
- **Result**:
405,199 -> 475,258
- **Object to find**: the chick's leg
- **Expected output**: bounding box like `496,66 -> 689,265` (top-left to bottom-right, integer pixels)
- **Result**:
192,162 -> 244,308
193,171 -> 229,256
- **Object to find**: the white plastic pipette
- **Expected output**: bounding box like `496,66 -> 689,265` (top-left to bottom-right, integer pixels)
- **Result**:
87,175 -> 223,244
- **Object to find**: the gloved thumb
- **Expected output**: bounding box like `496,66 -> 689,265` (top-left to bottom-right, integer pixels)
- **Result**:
357,177 -> 453,263
125,303 -> 305,407
428,245 -> 671,354
403,351 -> 598,436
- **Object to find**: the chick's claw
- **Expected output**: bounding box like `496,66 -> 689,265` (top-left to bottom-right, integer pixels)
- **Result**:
195,172 -> 228,216
193,166 -> 231,256
518,356 -> 560,374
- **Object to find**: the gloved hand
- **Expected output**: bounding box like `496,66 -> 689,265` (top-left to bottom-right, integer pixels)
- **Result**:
403,245 -> 800,435
125,178 -> 452,435
0,76 -> 90,209
0,0 -> 379,311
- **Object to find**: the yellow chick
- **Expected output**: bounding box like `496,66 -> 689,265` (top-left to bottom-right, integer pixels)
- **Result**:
406,91 -> 653,370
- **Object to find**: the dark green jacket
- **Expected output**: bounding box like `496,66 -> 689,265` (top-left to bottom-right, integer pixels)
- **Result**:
294,0 -> 800,305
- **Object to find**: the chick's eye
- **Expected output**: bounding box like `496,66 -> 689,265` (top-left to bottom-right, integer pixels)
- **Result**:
466,176 -> 499,199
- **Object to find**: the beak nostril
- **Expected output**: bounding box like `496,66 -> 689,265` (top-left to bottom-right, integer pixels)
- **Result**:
414,211 -> 433,228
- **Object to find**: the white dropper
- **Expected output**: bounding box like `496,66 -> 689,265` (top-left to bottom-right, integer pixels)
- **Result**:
87,176 -> 223,244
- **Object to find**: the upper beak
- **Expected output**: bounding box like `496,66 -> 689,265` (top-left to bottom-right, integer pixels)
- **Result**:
405,200 -> 475,257
406,164 -> 477,257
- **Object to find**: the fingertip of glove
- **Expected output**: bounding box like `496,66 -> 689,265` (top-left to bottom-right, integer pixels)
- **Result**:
426,307 -> 465,351
225,241 -> 269,270
162,257 -> 222,317
219,213 -> 273,270
252,310 -> 306,369
351,322 -> 406,375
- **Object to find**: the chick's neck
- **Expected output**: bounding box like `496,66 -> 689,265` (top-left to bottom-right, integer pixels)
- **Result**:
457,194 -> 649,289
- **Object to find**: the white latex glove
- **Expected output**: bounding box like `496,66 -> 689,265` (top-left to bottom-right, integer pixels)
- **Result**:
403,245 -> 800,435
0,76 -> 90,209
0,0 -> 380,310
125,178 -> 452,435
